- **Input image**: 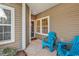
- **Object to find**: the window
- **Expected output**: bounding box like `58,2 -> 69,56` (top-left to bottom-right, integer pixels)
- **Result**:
36,20 -> 40,33
36,16 -> 50,35
42,18 -> 48,34
0,4 -> 15,45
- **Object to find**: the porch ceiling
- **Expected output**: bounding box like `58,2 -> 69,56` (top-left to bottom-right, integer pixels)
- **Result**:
27,3 -> 59,15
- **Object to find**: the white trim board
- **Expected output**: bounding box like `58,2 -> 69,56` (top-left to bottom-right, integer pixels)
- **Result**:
22,3 -> 26,49
29,7 -> 31,43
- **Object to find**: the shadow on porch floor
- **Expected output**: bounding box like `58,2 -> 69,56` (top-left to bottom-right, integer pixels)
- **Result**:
25,39 -> 57,56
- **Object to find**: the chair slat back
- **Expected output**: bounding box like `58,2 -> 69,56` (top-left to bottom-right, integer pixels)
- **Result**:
48,32 -> 56,43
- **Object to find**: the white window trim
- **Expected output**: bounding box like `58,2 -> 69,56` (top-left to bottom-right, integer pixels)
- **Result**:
0,4 -> 15,45
36,16 -> 50,36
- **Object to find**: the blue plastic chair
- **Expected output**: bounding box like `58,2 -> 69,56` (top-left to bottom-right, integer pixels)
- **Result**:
42,32 -> 56,52
57,35 -> 79,56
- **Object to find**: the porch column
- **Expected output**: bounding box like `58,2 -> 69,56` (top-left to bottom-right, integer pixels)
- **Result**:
22,3 -> 26,49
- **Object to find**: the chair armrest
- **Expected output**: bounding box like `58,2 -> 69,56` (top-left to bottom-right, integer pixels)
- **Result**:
59,41 -> 72,45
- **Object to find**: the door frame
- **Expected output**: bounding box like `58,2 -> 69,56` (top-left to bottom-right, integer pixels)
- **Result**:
31,20 -> 35,38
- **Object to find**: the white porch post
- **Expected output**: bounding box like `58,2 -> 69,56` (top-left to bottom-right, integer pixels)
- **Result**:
22,3 -> 26,49
29,7 -> 31,43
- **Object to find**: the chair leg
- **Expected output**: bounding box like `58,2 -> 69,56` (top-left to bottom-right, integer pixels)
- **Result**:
49,47 -> 54,52
57,51 -> 59,56
42,45 -> 45,49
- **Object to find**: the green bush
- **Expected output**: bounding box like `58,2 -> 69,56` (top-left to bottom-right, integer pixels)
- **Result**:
2,47 -> 17,56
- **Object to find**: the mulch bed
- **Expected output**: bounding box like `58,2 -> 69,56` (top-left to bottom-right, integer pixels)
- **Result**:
16,50 -> 27,56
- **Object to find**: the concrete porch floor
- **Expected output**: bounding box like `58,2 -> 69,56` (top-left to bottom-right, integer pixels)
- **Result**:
25,39 -> 57,56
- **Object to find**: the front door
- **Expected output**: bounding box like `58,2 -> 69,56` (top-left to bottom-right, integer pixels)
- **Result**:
31,21 -> 35,38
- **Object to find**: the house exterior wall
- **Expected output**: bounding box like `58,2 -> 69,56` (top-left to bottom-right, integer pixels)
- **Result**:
36,4 -> 79,42
31,15 -> 37,20
0,3 -> 22,49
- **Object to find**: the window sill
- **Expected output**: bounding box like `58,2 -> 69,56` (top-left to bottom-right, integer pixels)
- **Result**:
36,32 -> 41,34
41,34 -> 48,36
36,32 -> 48,36
0,40 -> 15,45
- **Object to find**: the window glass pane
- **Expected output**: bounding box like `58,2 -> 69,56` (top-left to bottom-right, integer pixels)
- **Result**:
0,8 -> 11,24
42,18 -> 48,34
4,26 -> 11,32
4,9 -> 11,24
4,33 -> 11,40
0,34 -> 3,41
0,26 -> 3,33
0,18 -> 6,24
37,20 -> 40,32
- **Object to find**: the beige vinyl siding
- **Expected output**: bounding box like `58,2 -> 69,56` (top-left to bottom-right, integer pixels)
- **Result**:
0,3 -> 22,48
37,4 -> 79,42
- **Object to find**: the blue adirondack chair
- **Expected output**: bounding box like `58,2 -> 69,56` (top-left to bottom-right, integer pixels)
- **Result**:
57,35 -> 79,56
42,32 -> 56,52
